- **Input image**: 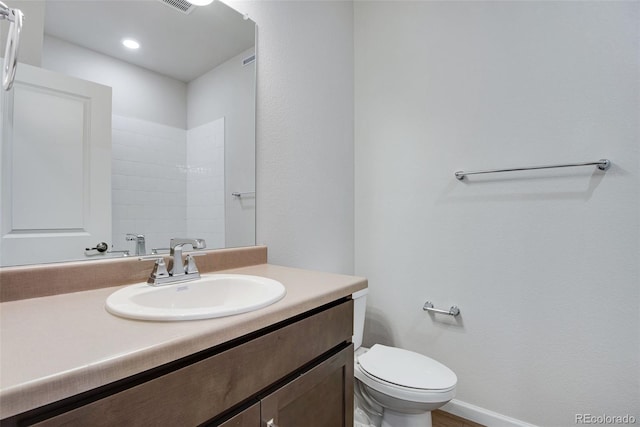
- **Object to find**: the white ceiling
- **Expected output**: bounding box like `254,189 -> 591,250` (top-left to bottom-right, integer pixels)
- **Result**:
44,0 -> 255,82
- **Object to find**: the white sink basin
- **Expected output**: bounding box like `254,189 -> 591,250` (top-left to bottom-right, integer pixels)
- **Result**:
105,274 -> 286,321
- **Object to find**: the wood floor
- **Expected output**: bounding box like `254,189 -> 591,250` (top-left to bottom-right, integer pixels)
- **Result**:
432,410 -> 486,427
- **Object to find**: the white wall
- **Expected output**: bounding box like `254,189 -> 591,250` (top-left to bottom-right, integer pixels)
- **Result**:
42,35 -> 187,129
355,2 -> 639,426
224,0 -> 355,274
188,48 -> 255,249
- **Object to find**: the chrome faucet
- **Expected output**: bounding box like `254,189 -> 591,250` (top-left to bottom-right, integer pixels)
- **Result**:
169,238 -> 206,277
146,238 -> 206,286
126,234 -> 146,256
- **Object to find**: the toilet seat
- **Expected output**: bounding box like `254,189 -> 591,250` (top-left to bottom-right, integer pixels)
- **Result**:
355,344 -> 457,403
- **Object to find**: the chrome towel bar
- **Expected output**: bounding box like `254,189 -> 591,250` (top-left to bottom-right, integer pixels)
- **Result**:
455,159 -> 610,181
423,301 -> 460,317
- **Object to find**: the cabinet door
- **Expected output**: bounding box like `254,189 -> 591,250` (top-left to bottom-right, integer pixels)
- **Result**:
217,403 -> 260,427
261,345 -> 354,427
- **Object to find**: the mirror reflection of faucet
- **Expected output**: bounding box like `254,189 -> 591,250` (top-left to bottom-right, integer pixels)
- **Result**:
146,238 -> 207,286
151,248 -> 170,255
126,234 -> 146,256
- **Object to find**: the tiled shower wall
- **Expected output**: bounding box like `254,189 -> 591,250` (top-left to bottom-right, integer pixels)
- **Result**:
111,115 -> 187,254
111,115 -> 225,255
186,118 -> 225,249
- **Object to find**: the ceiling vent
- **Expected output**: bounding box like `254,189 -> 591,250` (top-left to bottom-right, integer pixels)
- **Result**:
158,0 -> 196,15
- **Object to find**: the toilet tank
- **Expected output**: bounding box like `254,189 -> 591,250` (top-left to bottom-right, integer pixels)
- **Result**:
352,288 -> 368,350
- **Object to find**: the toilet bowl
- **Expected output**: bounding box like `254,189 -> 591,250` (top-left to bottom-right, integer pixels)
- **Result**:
352,289 -> 456,427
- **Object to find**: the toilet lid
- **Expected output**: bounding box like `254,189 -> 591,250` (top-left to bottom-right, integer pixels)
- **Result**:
358,344 -> 457,390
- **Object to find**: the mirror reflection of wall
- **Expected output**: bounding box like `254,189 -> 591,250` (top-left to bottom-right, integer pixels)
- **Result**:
0,0 -> 255,266
42,35 -> 255,253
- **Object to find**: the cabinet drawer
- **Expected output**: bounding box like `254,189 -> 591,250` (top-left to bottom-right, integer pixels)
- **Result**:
31,300 -> 353,427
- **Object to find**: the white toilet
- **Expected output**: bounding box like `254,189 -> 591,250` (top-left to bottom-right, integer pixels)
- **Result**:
352,288 -> 457,427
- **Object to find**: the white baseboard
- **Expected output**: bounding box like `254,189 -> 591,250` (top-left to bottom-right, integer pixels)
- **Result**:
441,399 -> 538,427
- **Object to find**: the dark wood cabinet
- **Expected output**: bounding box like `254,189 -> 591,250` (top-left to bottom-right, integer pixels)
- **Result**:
261,345 -> 353,427
5,299 -> 354,427
212,345 -> 353,427
217,404 -> 261,427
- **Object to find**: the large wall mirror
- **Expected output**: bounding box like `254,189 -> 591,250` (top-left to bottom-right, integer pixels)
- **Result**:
0,0 -> 256,267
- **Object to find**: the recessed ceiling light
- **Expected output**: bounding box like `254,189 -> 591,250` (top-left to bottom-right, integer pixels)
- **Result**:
122,39 -> 140,50
189,0 -> 214,5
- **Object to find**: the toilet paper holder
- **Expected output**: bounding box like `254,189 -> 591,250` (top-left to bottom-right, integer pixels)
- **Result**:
423,301 -> 460,317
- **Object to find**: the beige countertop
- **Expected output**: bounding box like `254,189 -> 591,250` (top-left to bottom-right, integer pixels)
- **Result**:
0,263 -> 367,419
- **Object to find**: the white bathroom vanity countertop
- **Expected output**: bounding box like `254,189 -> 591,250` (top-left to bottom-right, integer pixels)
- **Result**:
0,263 -> 367,419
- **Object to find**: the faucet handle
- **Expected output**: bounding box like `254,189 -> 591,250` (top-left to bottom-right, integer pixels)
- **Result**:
149,258 -> 170,279
185,254 -> 200,275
